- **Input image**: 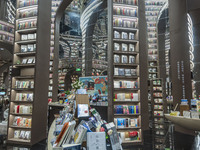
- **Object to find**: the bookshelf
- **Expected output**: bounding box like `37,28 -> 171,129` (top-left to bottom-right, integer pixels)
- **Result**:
145,0 -> 167,79
48,0 -> 62,102
7,0 -> 51,146
108,0 -> 148,145
150,78 -> 166,149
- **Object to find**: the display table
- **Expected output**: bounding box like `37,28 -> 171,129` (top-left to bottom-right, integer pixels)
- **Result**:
48,120 -> 59,150
165,114 -> 200,131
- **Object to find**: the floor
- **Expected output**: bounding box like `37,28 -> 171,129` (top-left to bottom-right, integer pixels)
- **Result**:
0,130 -> 199,150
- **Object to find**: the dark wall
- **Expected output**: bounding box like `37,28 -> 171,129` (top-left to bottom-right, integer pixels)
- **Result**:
187,0 -> 200,11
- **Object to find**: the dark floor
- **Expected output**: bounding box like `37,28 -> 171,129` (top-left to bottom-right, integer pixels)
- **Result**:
0,130 -> 200,150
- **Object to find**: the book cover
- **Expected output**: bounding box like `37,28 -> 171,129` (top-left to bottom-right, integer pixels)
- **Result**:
117,118 -> 125,128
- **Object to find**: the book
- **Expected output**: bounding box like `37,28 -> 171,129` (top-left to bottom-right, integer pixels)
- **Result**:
77,104 -> 89,118
117,118 -> 125,128
21,45 -> 28,52
87,132 -> 107,150
74,125 -> 87,144
62,144 -> 81,150
122,43 -> 128,51
114,43 -> 120,51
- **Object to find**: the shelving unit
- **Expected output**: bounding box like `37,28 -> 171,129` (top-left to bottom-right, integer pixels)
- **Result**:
145,0 -> 167,79
7,0 -> 51,146
150,78 -> 166,149
108,0 -> 148,145
48,0 -> 63,102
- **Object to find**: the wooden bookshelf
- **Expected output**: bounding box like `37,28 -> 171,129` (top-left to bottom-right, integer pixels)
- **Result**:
150,78 -> 166,149
7,0 -> 51,146
145,0 -> 167,79
108,0 -> 148,145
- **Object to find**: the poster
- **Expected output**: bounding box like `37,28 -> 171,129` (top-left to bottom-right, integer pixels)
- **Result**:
79,76 -> 108,95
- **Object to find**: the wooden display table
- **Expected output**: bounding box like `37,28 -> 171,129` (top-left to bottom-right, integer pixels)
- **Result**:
165,114 -> 200,131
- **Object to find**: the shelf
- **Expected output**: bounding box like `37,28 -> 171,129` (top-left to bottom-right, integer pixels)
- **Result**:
113,39 -> 138,43
114,114 -> 140,116
14,76 -> 34,79
10,113 -> 32,116
114,76 -> 138,79
149,72 -> 158,74
122,140 -> 142,144
15,40 -> 36,45
17,28 -> 37,34
12,88 -> 34,91
114,88 -> 140,91
154,115 -> 164,118
113,51 -> 138,55
114,63 -> 138,67
16,16 -> 37,22
113,15 -> 138,20
14,64 -> 35,68
15,52 -> 36,57
17,5 -> 38,11
117,127 -> 141,130
113,26 -> 138,32
114,101 -> 140,103
8,138 -> 31,144
11,101 -> 33,103
153,96 -> 163,98
9,125 -> 31,129
113,3 -> 138,8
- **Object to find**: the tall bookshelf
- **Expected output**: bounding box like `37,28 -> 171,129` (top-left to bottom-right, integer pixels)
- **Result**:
150,78 -> 166,149
48,0 -> 62,102
7,0 -> 51,146
145,0 -> 167,79
108,0 -> 148,145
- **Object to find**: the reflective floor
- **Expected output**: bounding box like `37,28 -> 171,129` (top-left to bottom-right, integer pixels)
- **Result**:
0,130 -> 199,150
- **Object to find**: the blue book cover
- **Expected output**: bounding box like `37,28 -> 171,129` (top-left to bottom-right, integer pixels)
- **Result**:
117,118 -> 125,128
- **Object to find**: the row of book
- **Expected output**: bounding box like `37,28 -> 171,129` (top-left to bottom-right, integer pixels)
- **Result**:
14,105 -> 32,114
153,80 -> 161,86
148,68 -> 157,73
149,74 -> 157,79
153,87 -> 162,91
52,1 -> 61,7
114,80 -> 138,89
13,116 -> 32,128
145,7 -> 161,11
21,33 -> 36,41
21,57 -> 35,64
145,1 -> 165,6
113,0 -> 138,5
21,44 -> 36,53
114,31 -> 135,40
113,7 -> 137,17
15,80 -> 34,89
114,105 -> 139,114
114,43 -> 135,52
18,0 -> 38,8
153,93 -> 162,97
148,49 -> 157,54
155,124 -> 164,130
15,93 -> 33,101
114,68 -> 137,76
17,20 -> 37,30
119,131 -> 140,141
114,93 -> 138,101
154,111 -> 163,116
18,9 -> 38,19
148,39 -> 157,43
154,99 -> 163,104
113,18 -> 138,28
14,130 -> 31,140
149,62 -> 157,67
0,24 -> 14,33
146,12 -> 159,16
114,118 -> 139,128
146,17 -> 157,22
114,55 -> 136,64
148,55 -> 158,61
154,105 -> 163,110
0,34 -> 14,43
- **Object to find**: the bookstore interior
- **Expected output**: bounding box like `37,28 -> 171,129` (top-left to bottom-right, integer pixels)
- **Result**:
0,0 -> 200,150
